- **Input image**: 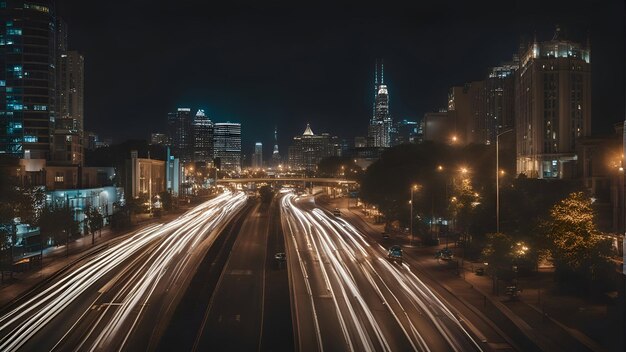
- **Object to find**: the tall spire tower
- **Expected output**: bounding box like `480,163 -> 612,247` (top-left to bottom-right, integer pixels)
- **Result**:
272,126 -> 281,166
368,59 -> 392,147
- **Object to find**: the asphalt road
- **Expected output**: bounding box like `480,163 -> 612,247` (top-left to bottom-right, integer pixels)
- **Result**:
333,201 -> 518,352
192,200 -> 270,351
0,190 -> 247,352
281,193 -> 485,352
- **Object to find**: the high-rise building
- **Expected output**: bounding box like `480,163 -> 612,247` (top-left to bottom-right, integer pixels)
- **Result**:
252,142 -> 263,168
368,60 -> 393,147
167,108 -> 193,162
423,110 -> 456,144
271,126 -> 281,166
0,1 -> 57,159
213,122 -> 241,173
288,124 -> 335,171
53,50 -> 85,165
448,82 -> 486,145
150,133 -> 169,145
485,58 -> 518,144
192,109 -> 213,163
515,27 -> 591,179
392,119 -> 419,145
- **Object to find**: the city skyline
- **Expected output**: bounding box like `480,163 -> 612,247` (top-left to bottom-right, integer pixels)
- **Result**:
55,0 -> 624,151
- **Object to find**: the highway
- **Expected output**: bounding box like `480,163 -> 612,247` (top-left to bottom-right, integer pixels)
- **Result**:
192,201 -> 269,351
0,190 -> 247,352
281,193 -> 485,352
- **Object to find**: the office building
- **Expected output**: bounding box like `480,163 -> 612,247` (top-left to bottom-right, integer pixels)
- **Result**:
447,82 -> 486,145
167,108 -> 193,162
252,142 -> 263,168
392,119 -> 419,145
368,60 -> 393,147
150,133 -> 169,146
192,109 -> 213,163
0,1 -> 57,159
213,122 -> 241,173
516,27 -> 591,179
423,110 -> 456,144
485,58 -> 518,144
288,124 -> 335,171
53,51 -> 85,165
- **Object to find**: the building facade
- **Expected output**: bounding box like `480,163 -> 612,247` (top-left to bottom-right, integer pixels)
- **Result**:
515,28 -> 591,179
485,59 -> 518,144
288,124 -> 335,171
167,108 -> 193,163
0,1 -> 57,159
150,133 -> 169,145
392,119 -> 419,145
192,109 -> 213,163
368,60 -> 393,148
213,122 -> 241,173
271,126 -> 280,167
53,50 -> 84,165
252,142 -> 262,169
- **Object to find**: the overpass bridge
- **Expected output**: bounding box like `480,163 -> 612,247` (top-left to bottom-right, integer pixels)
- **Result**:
216,177 -> 357,185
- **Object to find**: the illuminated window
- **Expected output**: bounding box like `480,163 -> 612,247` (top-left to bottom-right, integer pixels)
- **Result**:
7,28 -> 21,35
54,173 -> 64,183
24,135 -> 38,143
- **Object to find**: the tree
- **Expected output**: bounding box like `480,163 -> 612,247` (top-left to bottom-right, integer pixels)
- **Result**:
158,191 -> 173,211
543,192 -> 614,290
85,207 -> 104,245
259,185 -> 274,204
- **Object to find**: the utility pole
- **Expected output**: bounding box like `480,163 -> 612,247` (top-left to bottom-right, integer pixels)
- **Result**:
496,129 -> 513,233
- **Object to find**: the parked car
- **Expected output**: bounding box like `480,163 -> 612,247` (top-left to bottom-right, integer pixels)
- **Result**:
332,208 -> 341,216
475,267 -> 485,276
382,232 -> 390,240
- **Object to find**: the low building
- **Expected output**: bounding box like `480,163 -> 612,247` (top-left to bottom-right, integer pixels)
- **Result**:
125,151 -> 166,200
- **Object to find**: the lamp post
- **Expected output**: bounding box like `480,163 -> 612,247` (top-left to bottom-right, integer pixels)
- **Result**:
496,129 -> 513,233
410,185 -> 418,245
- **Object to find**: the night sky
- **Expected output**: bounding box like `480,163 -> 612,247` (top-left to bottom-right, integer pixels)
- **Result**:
56,0 -> 625,158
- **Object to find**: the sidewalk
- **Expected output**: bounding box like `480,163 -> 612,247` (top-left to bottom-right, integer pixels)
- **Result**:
0,207 -> 190,309
344,203 -> 614,352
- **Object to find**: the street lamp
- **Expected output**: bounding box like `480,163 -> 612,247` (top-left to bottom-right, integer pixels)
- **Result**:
496,129 -> 513,233
410,184 -> 418,245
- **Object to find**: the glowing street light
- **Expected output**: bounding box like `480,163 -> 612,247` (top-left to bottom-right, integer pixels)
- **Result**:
410,184 -> 419,245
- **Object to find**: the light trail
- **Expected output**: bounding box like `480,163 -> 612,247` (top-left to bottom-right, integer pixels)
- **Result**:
281,194 -> 482,352
0,190 -> 247,352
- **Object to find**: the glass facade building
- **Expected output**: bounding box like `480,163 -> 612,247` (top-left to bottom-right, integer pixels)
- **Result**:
167,108 -> 193,163
0,0 -> 56,159
213,122 -> 241,173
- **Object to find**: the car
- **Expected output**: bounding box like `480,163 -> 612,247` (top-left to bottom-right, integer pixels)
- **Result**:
475,267 -> 485,276
382,232 -> 390,240
274,252 -> 286,262
387,245 -> 403,263
332,208 -> 341,216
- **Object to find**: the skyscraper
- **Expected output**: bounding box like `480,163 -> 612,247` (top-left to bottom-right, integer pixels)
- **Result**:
392,119 -> 419,145
271,126 -> 281,166
368,59 -> 393,148
213,122 -> 241,173
192,109 -> 213,163
485,58 -> 518,144
252,142 -> 263,169
288,124 -> 334,171
0,1 -> 57,159
515,27 -> 591,179
167,108 -> 193,162
53,50 -> 85,164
